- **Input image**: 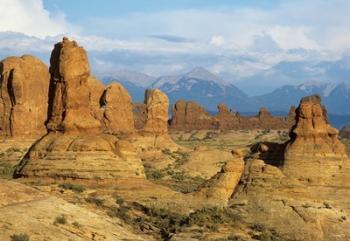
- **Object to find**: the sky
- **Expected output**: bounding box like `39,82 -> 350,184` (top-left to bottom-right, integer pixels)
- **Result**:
0,0 -> 350,94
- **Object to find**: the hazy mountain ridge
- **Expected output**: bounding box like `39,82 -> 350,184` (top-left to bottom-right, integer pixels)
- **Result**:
103,66 -> 350,115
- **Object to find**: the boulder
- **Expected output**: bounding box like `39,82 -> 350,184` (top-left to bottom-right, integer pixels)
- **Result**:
101,82 -> 135,134
283,95 -> 349,185
0,55 -> 49,138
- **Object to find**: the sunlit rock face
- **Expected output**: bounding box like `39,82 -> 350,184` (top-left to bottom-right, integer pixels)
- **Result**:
0,55 -> 49,138
283,95 -> 349,185
46,37 -> 101,134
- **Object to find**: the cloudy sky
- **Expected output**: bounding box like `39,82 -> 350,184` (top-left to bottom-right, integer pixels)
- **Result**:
1,0 -> 350,94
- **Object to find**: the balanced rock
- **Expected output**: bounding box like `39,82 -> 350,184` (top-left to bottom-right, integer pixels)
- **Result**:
143,89 -> 169,134
0,55 -> 49,138
283,95 -> 348,184
46,37 -> 101,134
101,82 -> 134,134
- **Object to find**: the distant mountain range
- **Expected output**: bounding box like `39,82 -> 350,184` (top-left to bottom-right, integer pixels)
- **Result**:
102,67 -> 350,117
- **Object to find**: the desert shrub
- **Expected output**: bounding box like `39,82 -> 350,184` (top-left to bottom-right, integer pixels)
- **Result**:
85,196 -> 104,206
144,166 -> 165,180
141,206 -> 188,239
188,207 -> 242,228
10,233 -> 29,241
116,196 -> 125,205
107,203 -> 132,224
54,215 -> 67,225
250,223 -> 282,241
0,164 -> 16,178
58,183 -> 85,193
72,221 -> 82,228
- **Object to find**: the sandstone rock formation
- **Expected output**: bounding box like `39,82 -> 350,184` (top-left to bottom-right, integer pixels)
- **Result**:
100,82 -> 135,134
283,95 -> 349,185
0,180 -> 151,241
169,100 -> 294,131
133,103 -> 147,129
87,76 -> 105,120
193,150 -> 244,206
170,100 -> 218,130
16,37 -> 145,179
0,55 -> 49,138
143,89 -> 169,134
46,37 -> 101,134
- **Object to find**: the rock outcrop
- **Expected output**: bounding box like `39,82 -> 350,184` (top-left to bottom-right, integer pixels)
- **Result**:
46,37 -> 101,134
170,100 -> 218,130
16,38 -> 145,179
0,55 -> 49,138
283,95 -> 349,185
143,89 -> 169,134
193,150 -> 244,206
133,103 -> 147,130
170,100 -> 294,131
100,82 -> 135,134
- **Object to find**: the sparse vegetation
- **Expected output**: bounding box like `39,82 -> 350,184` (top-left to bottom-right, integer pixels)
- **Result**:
10,233 -> 29,241
54,215 -> 67,225
58,183 -> 85,193
0,163 -> 16,178
250,223 -> 282,241
85,195 -> 105,206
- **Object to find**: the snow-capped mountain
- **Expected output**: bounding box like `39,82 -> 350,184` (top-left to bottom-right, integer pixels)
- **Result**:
252,81 -> 350,114
151,67 -> 254,111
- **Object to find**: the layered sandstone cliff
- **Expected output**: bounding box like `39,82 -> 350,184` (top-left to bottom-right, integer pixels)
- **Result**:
0,55 -> 49,138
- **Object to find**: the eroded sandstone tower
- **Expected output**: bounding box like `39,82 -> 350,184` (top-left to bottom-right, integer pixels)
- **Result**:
283,95 -> 349,185
0,55 -> 49,138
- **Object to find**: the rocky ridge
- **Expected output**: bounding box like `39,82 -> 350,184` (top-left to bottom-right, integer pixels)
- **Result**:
170,100 -> 295,131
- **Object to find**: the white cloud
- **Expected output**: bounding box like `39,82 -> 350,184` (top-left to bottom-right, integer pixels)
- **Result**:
0,0 -> 72,38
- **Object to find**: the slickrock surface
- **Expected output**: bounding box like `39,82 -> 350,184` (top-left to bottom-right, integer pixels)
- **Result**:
0,55 -> 49,138
192,150 -> 244,206
18,133 -> 145,179
0,180 -> 151,241
46,37 -> 101,134
101,82 -> 135,134
283,95 -> 349,185
143,89 -> 169,134
232,158 -> 350,241
169,100 -> 294,131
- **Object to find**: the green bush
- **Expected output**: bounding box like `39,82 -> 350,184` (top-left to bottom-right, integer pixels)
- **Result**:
10,233 -> 29,241
144,167 -> 165,180
108,206 -> 132,224
188,207 -> 242,228
58,183 -> 85,193
0,164 -> 16,178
